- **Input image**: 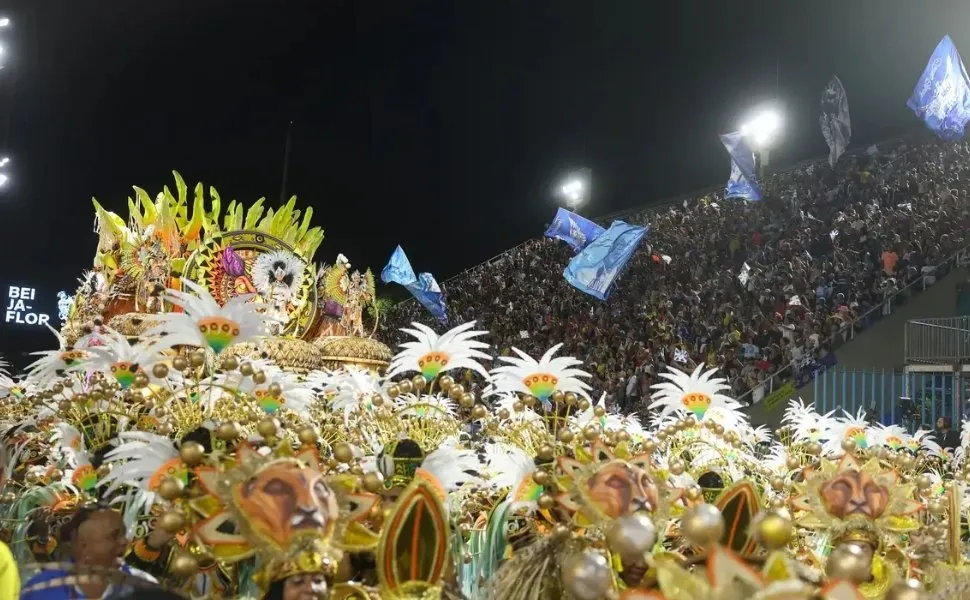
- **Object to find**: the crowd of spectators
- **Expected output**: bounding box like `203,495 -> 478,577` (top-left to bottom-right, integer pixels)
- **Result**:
382,134 -> 970,415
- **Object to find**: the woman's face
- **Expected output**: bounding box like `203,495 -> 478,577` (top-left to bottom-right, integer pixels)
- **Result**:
283,573 -> 328,600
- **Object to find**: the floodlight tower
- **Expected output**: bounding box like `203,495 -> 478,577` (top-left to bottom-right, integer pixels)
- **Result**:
556,167 -> 592,212
740,108 -> 782,178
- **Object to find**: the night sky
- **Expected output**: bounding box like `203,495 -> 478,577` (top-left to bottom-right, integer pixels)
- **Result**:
0,0 -> 968,361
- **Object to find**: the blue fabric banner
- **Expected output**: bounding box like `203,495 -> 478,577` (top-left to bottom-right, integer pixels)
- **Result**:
908,35 -> 970,141
720,131 -> 761,201
544,207 -> 606,253
563,220 -> 648,300
380,245 -> 448,323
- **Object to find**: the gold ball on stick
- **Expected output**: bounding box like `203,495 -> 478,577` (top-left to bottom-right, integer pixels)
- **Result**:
397,379 -> 413,395
459,393 -> 475,408
158,510 -> 186,534
298,427 -> 318,445
252,371 -> 267,385
152,363 -> 170,379
826,542 -> 872,584
157,477 -> 185,501
387,385 -> 400,398
916,474 -> 932,491
239,362 -> 254,376
438,375 -> 454,392
216,422 -> 238,441
561,551 -> 612,600
333,442 -> 354,464
179,442 -> 205,467
537,444 -> 555,461
681,503 -> 725,548
220,356 -> 239,371
189,350 -> 207,368
133,373 -> 150,389
532,470 -> 551,486
169,552 -> 200,577
786,456 -> 800,470
411,374 -> 426,391
471,404 -> 487,420
606,513 -> 657,563
550,390 -> 564,405
256,418 -> 277,439
449,384 -> 465,400
885,579 -> 923,600
536,493 -> 555,510
753,510 -> 793,550
362,471 -> 384,493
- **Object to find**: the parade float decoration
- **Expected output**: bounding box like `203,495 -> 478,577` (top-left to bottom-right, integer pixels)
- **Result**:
3,173 -> 970,599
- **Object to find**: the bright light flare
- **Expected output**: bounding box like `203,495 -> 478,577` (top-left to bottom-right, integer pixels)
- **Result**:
556,169 -> 591,208
740,109 -> 782,148
0,157 -> 11,167
0,18 -> 10,28
0,174 -> 10,188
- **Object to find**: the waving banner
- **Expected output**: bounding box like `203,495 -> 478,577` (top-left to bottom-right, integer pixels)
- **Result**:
908,35 -> 970,141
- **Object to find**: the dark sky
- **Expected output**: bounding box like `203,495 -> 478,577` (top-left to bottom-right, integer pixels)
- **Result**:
1,0 -> 969,359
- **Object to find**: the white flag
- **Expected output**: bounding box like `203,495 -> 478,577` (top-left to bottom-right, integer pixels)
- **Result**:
820,75 -> 851,167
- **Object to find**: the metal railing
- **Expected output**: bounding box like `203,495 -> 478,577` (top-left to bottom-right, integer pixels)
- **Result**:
741,242 -> 970,408
810,368 -> 962,432
905,317 -> 970,365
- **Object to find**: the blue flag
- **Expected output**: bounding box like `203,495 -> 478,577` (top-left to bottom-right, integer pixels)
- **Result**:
720,131 -> 761,201
908,35 -> 970,141
544,207 -> 606,252
563,220 -> 647,300
381,245 -> 447,323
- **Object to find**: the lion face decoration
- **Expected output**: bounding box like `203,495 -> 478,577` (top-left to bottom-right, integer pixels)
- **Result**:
819,469 -> 889,520
232,463 -> 339,550
558,450 -> 659,522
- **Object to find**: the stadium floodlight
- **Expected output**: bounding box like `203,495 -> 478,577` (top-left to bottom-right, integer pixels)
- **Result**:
0,174 -> 10,188
556,168 -> 591,209
740,108 -> 782,149
0,18 -> 10,28
0,157 -> 11,167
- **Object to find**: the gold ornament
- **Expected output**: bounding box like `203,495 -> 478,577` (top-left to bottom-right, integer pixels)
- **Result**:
916,474 -> 932,491
387,385 -> 400,398
169,552 -> 200,578
158,510 -> 186,534
172,356 -> 189,372
471,405 -> 487,420
533,470 -> 551,486
449,384 -> 465,400
438,375 -> 454,392
240,362 -> 254,376
770,477 -> 785,491
578,399 -> 590,411
256,419 -> 278,439
221,356 -> 239,371
606,512 -> 657,562
267,382 -> 282,398
826,542 -> 872,584
253,370 -> 267,385
157,477 -> 185,501
333,442 -> 354,464
681,503 -> 724,547
559,428 -> 576,443
885,579 -> 923,600
550,390 -> 564,404
215,422 -> 238,441
786,456 -> 800,470
537,444 -> 555,461
537,493 -> 555,510
753,510 -> 793,550
362,471 -> 384,493
152,363 -> 170,379
179,441 -> 205,467
133,373 -> 150,389
460,393 -> 475,408
189,350 -> 207,368
298,427 -> 318,445
398,379 -> 413,395
561,551 -> 612,600
804,442 -> 822,456
583,426 -> 600,441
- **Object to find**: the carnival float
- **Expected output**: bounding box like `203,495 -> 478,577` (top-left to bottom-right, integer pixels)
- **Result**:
0,172 -> 967,599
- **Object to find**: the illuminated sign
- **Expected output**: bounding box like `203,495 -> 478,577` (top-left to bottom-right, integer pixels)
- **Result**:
4,285 -> 50,326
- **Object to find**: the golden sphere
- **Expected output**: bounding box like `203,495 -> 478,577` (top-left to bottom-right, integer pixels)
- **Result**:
266,382 -> 282,398
804,442 -> 822,456
684,416 -> 697,428
216,422 -> 238,441
712,424 -> 724,435
537,444 -> 555,461
885,579 -> 923,600
606,512 -> 657,562
51,383 -> 64,394
578,399 -> 590,411
58,400 -> 72,412
770,477 -> 785,491
583,426 -> 600,441
537,493 -> 555,510
916,474 -> 932,491
669,460 -> 684,476
928,500 -> 946,516
533,470 -> 551,486
559,428 -> 576,443
438,375 -> 454,392
686,486 -> 702,501
550,390 -> 564,405
498,408 -> 511,420
371,393 -> 384,407
459,393 -> 475,408
593,405 -> 606,418
616,430 -> 630,442
171,356 -> 188,372
754,511 -> 793,550
826,542 -> 872,584
398,379 -> 413,395
256,418 -> 278,438
362,471 -> 384,493
471,405 -> 487,420
157,477 -> 185,501
189,350 -> 207,368
786,456 -> 800,470
681,503 -> 725,547
449,384 -> 465,400
512,401 -> 525,412
252,371 -> 267,385
563,391 -> 578,406
561,551 -> 612,600
298,428 -> 318,445
643,440 -> 657,453
169,552 -> 200,578
150,363 -> 170,379
333,442 -> 354,464
133,373 -> 150,389
552,524 -> 571,538
657,432 -> 668,442
387,385 -> 400,398
221,356 -> 239,371
158,510 -> 186,534
179,442 -> 205,467
240,362 -> 254,376
485,419 -> 499,433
